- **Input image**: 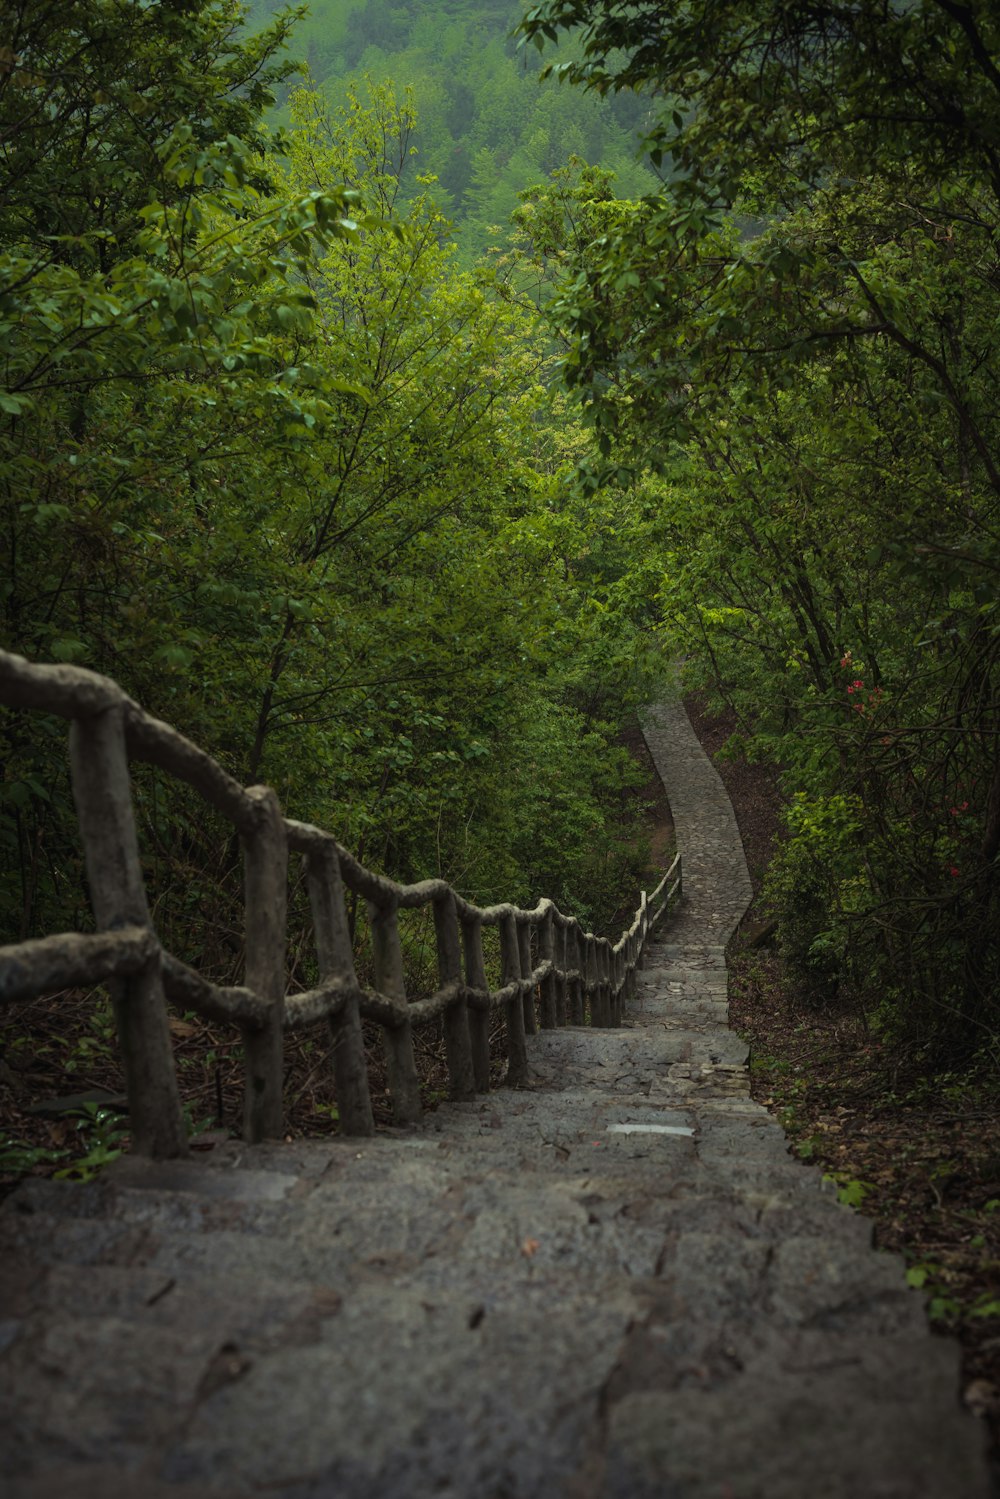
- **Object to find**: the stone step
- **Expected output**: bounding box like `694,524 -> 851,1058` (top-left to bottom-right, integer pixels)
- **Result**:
0,1142 -> 907,1317
0,694 -> 988,1495
2,1235 -> 964,1499
604,1330 -> 984,1499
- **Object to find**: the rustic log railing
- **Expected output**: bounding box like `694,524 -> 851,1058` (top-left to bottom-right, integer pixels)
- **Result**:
0,649 -> 682,1159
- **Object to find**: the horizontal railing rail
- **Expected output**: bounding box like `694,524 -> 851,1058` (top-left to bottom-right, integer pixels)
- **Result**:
0,649 -> 683,1158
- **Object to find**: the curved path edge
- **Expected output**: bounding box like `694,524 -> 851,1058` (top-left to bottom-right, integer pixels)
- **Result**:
640,694 -> 753,947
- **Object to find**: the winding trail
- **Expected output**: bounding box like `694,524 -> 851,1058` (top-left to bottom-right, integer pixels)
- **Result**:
641,696 -> 753,945
0,695 -> 989,1497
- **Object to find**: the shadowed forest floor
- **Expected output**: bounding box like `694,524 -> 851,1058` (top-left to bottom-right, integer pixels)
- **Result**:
684,693 -> 1000,1469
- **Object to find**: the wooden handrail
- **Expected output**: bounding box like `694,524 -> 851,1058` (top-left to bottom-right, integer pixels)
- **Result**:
0,649 -> 683,1156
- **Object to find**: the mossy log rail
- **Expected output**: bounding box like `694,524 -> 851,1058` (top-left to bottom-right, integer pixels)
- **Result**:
0,650 -> 682,1158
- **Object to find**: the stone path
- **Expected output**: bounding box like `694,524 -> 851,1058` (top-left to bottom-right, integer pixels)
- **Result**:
0,696 -> 990,1497
640,696 -> 754,946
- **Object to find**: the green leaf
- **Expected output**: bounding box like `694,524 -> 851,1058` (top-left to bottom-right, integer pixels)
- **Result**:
50,638 -> 88,662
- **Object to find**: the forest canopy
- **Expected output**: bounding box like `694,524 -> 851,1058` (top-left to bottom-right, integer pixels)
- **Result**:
520,0 -> 1000,1057
4,0 -> 1000,1070
241,0 -> 659,259
0,0 -> 664,967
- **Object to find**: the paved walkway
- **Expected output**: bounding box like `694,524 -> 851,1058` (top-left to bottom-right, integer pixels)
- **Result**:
0,695 -> 989,1497
641,696 -> 753,945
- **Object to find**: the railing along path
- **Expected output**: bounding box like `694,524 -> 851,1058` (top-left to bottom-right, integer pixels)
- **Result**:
0,650 -> 682,1159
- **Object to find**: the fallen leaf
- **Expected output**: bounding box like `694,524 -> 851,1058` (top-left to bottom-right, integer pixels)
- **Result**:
964,1379 -> 1000,1419
521,1237 -> 540,1258
197,1343 -> 252,1401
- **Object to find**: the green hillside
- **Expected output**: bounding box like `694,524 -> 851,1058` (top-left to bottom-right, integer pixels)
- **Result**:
243,0 -> 658,259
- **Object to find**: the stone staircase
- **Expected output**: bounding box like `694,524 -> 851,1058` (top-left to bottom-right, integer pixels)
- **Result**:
0,697 -> 991,1496
0,931 -> 988,1497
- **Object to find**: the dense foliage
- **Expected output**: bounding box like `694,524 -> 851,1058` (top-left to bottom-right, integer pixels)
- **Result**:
0,0 -> 664,966
242,0 -> 658,260
521,0 -> 1000,1057
21,0 -> 999,1074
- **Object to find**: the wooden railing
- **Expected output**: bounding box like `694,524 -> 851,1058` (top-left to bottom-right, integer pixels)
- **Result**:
0,649 -> 682,1158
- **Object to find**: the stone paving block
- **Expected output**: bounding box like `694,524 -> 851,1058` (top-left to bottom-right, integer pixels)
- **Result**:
0,1314 -> 217,1477
7,1464 -> 242,1499
604,1337 -> 988,1498
30,1263 -> 175,1320
107,1155 -> 300,1200
454,1180 -> 667,1278
197,1139 -> 339,1178
9,1163 -> 314,1245
766,1234 -> 927,1334
0,1208 -> 150,1268
27,1262 -> 342,1356
163,1280 -> 636,1496
140,1226 -> 357,1287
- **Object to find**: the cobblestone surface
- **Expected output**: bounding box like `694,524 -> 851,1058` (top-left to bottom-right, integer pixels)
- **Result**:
0,694 -> 989,1497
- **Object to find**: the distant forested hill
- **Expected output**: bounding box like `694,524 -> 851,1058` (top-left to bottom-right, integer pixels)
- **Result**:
243,0 -> 658,258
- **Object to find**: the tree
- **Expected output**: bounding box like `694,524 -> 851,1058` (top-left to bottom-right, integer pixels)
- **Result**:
220,80 -> 662,922
0,0 -> 356,937
517,1 -> 1000,452
265,1 -> 660,260
1,32 -> 664,951
519,2 -> 1000,201
517,0 -> 1000,1054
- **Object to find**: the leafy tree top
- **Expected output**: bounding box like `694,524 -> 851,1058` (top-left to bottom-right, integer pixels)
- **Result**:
2,0 -> 306,248
518,1 -> 1000,207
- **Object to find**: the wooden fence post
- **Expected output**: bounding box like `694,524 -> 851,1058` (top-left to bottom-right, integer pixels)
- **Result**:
461,913 -> 491,1092
606,945 -> 616,1025
568,924 -> 584,1025
368,899 -> 422,1125
305,844 -> 374,1136
590,941 -> 605,1025
241,785 -> 287,1143
434,892 -> 475,1101
601,944 -> 614,1026
580,935 -> 590,1025
519,920 -> 537,1035
637,891 -> 648,969
554,920 -> 569,1025
69,703 -> 187,1159
500,913 -> 528,1086
539,908 -> 557,1029
585,938 -> 600,1027
610,948 -> 623,1026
